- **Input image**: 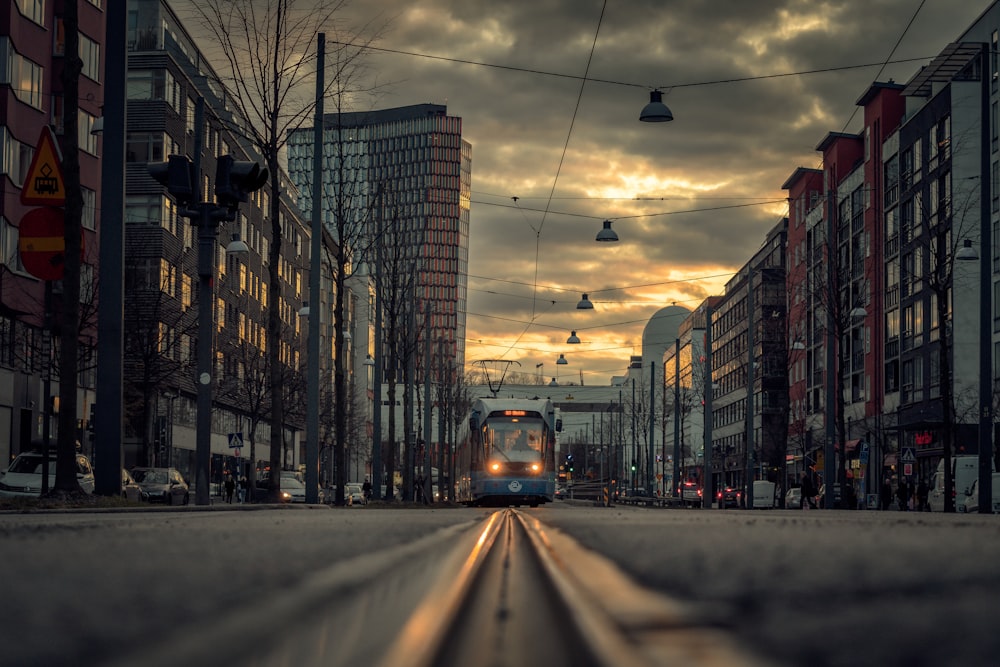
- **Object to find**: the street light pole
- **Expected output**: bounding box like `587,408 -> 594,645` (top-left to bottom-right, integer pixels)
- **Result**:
673,337 -> 681,498
648,361 -> 655,494
94,1 -> 127,496
631,378 -> 637,494
976,45 -> 994,514
304,34 -> 324,504
703,303 -> 714,509
746,267 -> 755,509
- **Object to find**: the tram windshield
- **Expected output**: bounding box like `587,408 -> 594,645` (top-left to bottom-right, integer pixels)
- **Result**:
484,417 -> 545,462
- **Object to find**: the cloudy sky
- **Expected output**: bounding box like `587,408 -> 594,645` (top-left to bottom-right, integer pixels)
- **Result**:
187,0 -> 994,386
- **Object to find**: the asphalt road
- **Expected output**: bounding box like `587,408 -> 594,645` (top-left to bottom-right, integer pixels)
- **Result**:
2,503 -> 997,667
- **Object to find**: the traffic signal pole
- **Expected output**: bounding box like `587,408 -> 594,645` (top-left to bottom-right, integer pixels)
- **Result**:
149,98 -> 267,506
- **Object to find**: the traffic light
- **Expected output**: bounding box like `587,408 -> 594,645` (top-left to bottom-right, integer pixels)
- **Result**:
148,155 -> 196,207
215,155 -> 268,209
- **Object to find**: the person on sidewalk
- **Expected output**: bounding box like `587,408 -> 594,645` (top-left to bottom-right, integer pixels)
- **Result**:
224,474 -> 236,504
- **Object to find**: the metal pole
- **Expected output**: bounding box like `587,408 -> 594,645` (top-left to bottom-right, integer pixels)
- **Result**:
746,268 -> 755,509
673,337 -> 681,498
305,34 -> 324,504
41,282 -> 52,495
978,44 -> 995,514
703,304 -> 714,509
824,183 -> 837,509
193,98 -> 215,506
648,361 -> 655,494
94,2 -> 126,495
423,303 -> 433,503
631,378 -> 636,494
371,219 -> 384,500
600,410 -> 605,506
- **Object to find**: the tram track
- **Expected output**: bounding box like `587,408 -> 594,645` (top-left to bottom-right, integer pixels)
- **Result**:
378,509 -> 776,667
108,508 -> 776,667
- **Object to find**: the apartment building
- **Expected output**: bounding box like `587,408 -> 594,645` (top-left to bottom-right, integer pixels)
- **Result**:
123,0 -> 321,479
1,1 -> 105,463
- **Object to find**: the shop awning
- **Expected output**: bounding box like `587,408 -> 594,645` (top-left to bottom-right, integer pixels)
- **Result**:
835,439 -> 863,453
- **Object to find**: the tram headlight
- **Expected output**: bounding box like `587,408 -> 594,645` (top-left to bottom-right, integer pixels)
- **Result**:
489,461 -> 502,474
530,463 -> 541,473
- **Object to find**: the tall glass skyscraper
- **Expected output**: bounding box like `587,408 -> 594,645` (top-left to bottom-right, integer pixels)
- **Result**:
287,104 -> 471,379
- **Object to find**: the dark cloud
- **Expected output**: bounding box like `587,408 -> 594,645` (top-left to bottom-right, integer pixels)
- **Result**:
320,0 -> 989,382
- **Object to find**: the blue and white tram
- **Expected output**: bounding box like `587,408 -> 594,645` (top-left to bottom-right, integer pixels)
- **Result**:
455,397 -> 561,507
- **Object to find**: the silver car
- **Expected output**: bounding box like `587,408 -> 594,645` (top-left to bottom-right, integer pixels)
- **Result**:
131,467 -> 190,505
0,450 -> 95,498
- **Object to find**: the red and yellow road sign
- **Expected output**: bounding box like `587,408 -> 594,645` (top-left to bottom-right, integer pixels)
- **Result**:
18,207 -> 67,281
20,126 -> 66,207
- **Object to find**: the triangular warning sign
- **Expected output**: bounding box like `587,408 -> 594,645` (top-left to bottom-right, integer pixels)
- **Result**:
20,126 -> 66,206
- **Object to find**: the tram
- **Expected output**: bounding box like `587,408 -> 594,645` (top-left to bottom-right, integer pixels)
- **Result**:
455,397 -> 561,507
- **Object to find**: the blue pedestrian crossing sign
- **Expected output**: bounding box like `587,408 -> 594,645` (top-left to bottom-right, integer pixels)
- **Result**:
901,447 -> 916,463
228,432 -> 244,449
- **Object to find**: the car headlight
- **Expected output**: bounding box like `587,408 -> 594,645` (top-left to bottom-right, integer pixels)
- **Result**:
280,491 -> 292,501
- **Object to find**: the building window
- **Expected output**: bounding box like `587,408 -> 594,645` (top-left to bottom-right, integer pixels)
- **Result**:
1,216 -> 27,274
16,0 -> 44,26
82,187 -> 96,230
0,127 -> 33,187
78,110 -> 99,155
125,132 -> 165,163
1,40 -> 44,109
127,69 -> 177,109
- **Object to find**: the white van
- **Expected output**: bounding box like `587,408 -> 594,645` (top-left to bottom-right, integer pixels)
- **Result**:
962,472 -> 1000,514
752,480 -> 776,509
929,456 -> 979,512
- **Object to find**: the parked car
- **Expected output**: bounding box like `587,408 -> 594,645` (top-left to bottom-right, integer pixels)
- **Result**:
785,487 -> 803,509
0,448 -> 95,498
121,468 -> 147,502
717,486 -> 741,508
962,473 -> 1000,514
131,467 -> 190,505
346,483 -> 366,506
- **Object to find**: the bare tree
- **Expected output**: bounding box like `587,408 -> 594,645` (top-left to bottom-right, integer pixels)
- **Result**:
123,256 -> 198,466
183,0 -> 385,502
374,186 -> 420,501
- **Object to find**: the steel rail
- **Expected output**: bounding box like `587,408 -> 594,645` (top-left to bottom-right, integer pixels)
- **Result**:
378,509 -> 776,667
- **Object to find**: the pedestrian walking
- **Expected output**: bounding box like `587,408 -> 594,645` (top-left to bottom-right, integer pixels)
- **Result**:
224,474 -> 236,503
237,476 -> 247,503
896,478 -> 910,511
880,478 -> 893,511
916,477 -> 929,512
801,472 -> 816,509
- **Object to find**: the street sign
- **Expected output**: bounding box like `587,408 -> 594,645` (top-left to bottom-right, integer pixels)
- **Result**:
18,207 -> 67,281
228,432 -> 243,449
903,462 -> 913,477
901,447 -> 916,463
20,126 -> 66,206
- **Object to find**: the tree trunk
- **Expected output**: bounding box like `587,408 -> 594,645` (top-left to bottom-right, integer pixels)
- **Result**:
54,0 -> 84,496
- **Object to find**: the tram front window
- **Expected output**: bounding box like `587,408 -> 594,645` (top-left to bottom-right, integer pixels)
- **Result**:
486,420 -> 544,462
